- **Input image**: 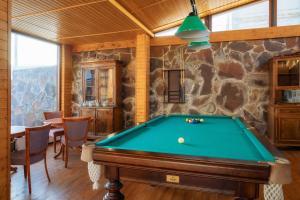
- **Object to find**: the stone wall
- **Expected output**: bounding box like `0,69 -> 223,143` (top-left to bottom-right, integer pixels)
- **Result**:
150,37 -> 300,134
11,67 -> 58,126
72,48 -> 136,128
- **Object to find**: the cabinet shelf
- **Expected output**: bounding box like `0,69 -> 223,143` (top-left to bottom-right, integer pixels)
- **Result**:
275,86 -> 300,90
278,73 -> 298,75
269,54 -> 300,147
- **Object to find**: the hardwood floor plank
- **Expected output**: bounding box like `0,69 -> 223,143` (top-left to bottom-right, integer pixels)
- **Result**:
11,145 -> 300,200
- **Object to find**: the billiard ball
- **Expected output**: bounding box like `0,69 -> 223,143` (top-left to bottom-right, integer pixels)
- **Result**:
178,137 -> 185,144
200,118 -> 204,122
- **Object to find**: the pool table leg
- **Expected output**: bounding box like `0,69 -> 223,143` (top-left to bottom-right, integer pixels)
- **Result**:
103,166 -> 124,200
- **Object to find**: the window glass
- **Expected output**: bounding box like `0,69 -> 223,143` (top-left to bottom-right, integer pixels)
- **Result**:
155,26 -> 179,37
212,0 -> 269,32
277,0 -> 300,26
11,33 -> 60,126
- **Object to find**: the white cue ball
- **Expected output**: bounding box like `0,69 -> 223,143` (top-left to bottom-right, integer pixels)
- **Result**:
178,137 -> 185,144
200,118 -> 204,122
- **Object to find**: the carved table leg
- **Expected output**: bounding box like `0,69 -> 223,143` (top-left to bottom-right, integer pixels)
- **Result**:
103,179 -> 124,200
103,166 -> 124,200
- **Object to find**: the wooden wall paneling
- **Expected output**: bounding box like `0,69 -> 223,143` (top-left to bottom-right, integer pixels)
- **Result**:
0,0 -> 10,199
135,34 -> 150,124
60,45 -> 73,117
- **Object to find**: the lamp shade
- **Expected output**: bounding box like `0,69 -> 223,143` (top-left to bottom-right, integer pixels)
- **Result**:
175,15 -> 209,40
188,41 -> 211,50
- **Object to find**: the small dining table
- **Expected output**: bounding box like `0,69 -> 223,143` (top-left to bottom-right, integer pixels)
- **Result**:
43,118 -> 63,127
10,126 -> 26,173
11,125 -> 26,139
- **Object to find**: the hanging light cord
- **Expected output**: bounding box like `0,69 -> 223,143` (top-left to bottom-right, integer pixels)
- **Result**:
189,0 -> 198,16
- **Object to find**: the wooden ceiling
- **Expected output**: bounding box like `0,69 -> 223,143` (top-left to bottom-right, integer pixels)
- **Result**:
11,0 -> 258,45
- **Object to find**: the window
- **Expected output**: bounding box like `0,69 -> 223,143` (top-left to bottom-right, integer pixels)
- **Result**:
155,26 -> 179,37
277,0 -> 300,26
11,33 -> 60,126
212,0 -> 269,32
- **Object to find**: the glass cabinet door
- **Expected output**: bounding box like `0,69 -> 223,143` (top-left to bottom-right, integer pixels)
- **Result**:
98,68 -> 114,106
84,69 -> 96,101
277,59 -> 300,86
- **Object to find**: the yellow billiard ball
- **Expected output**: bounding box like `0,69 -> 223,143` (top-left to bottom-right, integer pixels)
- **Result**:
178,137 -> 185,144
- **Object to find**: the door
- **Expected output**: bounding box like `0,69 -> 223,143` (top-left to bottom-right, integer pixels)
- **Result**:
80,108 -> 95,134
277,115 -> 300,145
98,67 -> 115,106
95,108 -> 113,134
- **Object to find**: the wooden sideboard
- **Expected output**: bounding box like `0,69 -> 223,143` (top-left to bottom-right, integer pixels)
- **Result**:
79,60 -> 123,138
268,104 -> 300,147
268,54 -> 300,147
80,107 -> 122,137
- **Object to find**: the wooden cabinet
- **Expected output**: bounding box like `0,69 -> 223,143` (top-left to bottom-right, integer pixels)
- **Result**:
80,107 -> 96,133
268,53 -> 300,147
79,60 -> 123,138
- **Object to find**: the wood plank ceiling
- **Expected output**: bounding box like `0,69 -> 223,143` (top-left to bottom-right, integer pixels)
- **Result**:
11,0 -> 258,45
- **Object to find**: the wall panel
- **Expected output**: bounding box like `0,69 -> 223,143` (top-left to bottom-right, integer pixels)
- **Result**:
0,0 -> 10,199
135,34 -> 150,123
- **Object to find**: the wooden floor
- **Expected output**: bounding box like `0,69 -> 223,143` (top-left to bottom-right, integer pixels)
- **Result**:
11,145 -> 300,200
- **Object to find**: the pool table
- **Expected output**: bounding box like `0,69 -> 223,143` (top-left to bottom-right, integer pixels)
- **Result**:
92,115 -> 289,200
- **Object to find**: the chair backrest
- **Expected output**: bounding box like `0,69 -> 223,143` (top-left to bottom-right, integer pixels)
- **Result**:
25,124 -> 51,157
44,111 -> 63,120
63,117 -> 90,147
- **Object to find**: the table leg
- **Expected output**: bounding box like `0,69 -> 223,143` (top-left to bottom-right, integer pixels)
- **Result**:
104,179 -> 124,200
103,166 -> 124,200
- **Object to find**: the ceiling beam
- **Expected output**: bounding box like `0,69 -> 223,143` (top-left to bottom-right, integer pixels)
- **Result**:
108,0 -> 154,37
73,25 -> 300,52
55,29 -> 140,40
12,0 -> 107,19
72,40 -> 136,52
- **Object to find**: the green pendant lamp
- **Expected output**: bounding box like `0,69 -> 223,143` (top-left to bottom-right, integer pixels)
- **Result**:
188,41 -> 211,50
175,0 -> 210,43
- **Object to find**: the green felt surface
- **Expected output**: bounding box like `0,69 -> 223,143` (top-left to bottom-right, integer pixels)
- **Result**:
96,115 -> 275,162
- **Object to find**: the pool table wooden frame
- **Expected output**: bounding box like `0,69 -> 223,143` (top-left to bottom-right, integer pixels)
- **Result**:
93,117 -> 282,200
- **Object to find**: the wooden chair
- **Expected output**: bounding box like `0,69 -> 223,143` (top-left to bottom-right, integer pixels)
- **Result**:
61,117 -> 90,168
44,111 -> 64,153
11,124 -> 51,194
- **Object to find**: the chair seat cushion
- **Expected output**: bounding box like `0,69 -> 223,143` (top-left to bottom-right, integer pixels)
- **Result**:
61,136 -> 85,147
11,150 -> 44,165
49,128 -> 64,137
